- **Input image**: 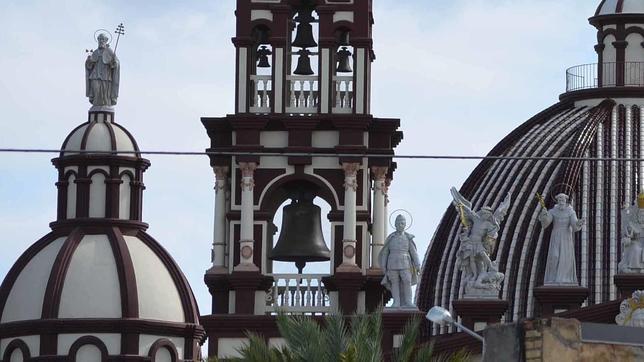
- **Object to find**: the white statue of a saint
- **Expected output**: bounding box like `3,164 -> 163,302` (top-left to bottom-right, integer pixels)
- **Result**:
86,33 -> 120,107
539,193 -> 584,285
619,201 -> 644,274
616,290 -> 644,327
379,215 -> 421,308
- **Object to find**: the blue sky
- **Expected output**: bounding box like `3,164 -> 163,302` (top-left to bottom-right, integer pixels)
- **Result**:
0,0 -> 599,318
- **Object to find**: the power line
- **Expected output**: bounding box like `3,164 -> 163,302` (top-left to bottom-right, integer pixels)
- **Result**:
1,148 -> 644,162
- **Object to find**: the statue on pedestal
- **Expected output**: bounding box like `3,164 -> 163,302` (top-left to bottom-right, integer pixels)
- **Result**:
619,197 -> 644,274
539,193 -> 584,286
86,32 -> 120,107
379,214 -> 421,308
451,187 -> 510,298
616,290 -> 644,327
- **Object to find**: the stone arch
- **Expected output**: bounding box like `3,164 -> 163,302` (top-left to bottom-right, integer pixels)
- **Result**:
68,335 -> 108,362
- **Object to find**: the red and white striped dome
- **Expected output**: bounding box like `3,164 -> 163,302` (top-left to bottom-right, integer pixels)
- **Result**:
595,0 -> 644,15
61,112 -> 139,157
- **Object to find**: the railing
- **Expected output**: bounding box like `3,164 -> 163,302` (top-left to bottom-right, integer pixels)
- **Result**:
250,75 -> 272,113
265,273 -> 331,314
333,76 -> 354,113
566,62 -> 644,92
286,75 -> 319,114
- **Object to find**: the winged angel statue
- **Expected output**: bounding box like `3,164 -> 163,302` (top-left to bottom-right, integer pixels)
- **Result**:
451,187 -> 511,298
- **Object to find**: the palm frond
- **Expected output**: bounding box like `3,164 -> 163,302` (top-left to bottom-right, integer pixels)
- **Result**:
392,316 -> 420,362
348,312 -> 383,362
235,332 -> 273,362
276,312 -> 325,361
322,313 -> 349,361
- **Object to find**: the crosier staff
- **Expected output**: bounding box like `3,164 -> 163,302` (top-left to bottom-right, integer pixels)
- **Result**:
114,23 -> 125,54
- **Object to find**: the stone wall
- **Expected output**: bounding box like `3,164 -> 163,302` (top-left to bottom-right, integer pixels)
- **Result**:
485,317 -> 644,362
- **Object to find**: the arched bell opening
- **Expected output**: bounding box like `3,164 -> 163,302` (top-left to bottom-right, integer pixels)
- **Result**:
332,26 -> 354,113
260,178 -> 337,276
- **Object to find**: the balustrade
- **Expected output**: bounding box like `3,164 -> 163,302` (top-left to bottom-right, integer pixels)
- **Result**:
566,62 -> 644,92
265,273 -> 331,314
250,75 -> 272,113
286,75 -> 319,114
333,76 -> 353,113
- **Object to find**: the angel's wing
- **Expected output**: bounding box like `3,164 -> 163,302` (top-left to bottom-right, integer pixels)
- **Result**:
621,203 -> 637,236
494,193 -> 512,223
450,187 -> 472,209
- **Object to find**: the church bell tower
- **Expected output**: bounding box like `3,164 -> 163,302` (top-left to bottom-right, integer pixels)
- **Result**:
200,1 -> 402,357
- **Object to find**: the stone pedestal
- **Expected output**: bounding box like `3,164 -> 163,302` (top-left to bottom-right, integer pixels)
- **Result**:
533,286 -> 589,318
229,271 -> 273,314
614,274 -> 644,299
364,270 -> 391,313
452,299 -> 509,331
322,272 -> 365,314
381,309 -> 425,361
204,273 -> 231,314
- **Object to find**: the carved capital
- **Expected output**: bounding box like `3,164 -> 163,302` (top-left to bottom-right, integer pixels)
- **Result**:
371,166 -> 388,181
241,177 -> 255,192
214,166 -> 229,180
342,162 -> 360,177
239,162 -> 257,178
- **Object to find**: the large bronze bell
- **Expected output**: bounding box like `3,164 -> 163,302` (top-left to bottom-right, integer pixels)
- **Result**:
294,49 -> 314,75
292,10 -> 317,49
257,46 -> 272,68
336,47 -> 352,73
269,196 -> 330,273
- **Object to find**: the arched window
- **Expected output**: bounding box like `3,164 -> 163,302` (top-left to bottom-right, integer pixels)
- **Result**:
148,338 -> 178,362
68,335 -> 108,362
119,172 -> 133,219
2,339 -> 31,362
66,172 -> 78,219
88,170 -> 108,217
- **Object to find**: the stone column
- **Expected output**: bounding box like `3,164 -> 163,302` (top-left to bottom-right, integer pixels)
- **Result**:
370,167 -> 388,269
338,162 -> 361,272
384,178 -> 391,236
236,162 -> 259,271
208,166 -> 229,274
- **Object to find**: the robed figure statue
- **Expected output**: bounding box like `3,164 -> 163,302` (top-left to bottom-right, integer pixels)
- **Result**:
86,33 -> 119,106
379,214 -> 421,308
539,193 -> 584,285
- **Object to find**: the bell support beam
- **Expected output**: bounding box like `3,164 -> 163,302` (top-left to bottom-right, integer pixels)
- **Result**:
208,166 -> 229,274
337,162 -> 361,272
235,162 -> 259,272
370,166 -> 388,270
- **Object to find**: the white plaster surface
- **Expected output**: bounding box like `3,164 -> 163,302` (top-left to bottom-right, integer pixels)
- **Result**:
58,235 -> 121,318
139,335 -> 184,360
124,236 -> 185,322
1,238 -> 65,323
9,349 -> 23,362
250,9 -> 273,21
57,334 -> 120,356
66,174 -> 77,219
155,347 -> 173,362
622,1 -> 644,13
598,0 -> 619,15
85,122 -> 112,152
0,336 -> 39,359
75,344 -> 101,362
333,11 -> 354,23
89,173 -> 106,217
259,131 -> 288,147
312,131 -> 339,148
218,338 -> 247,359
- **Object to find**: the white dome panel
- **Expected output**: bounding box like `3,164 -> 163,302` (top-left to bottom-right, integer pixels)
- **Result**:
1,237 -> 66,323
623,1 -> 644,13
58,235 -> 121,318
597,0 -> 644,15
124,236 -> 184,322
75,344 -> 101,362
84,123 -> 112,153
63,124 -> 88,155
112,125 -> 136,154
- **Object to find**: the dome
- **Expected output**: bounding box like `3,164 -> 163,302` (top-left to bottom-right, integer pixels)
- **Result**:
417,98 -> 642,334
595,0 -> 644,16
60,112 -> 139,157
0,227 -> 203,360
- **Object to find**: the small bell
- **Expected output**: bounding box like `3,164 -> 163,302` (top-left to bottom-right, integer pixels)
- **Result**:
294,49 -> 314,75
292,10 -> 317,49
336,47 -> 352,73
257,46 -> 272,68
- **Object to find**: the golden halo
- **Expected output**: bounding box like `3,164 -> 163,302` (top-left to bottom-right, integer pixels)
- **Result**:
93,29 -> 113,44
389,209 -> 413,231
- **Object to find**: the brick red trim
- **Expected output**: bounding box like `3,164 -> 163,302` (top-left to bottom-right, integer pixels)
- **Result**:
68,335 -> 109,362
2,338 -> 31,361
148,338 -> 178,362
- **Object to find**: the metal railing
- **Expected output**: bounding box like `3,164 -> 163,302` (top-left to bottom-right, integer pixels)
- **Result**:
566,62 -> 644,92
265,273 -> 331,314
